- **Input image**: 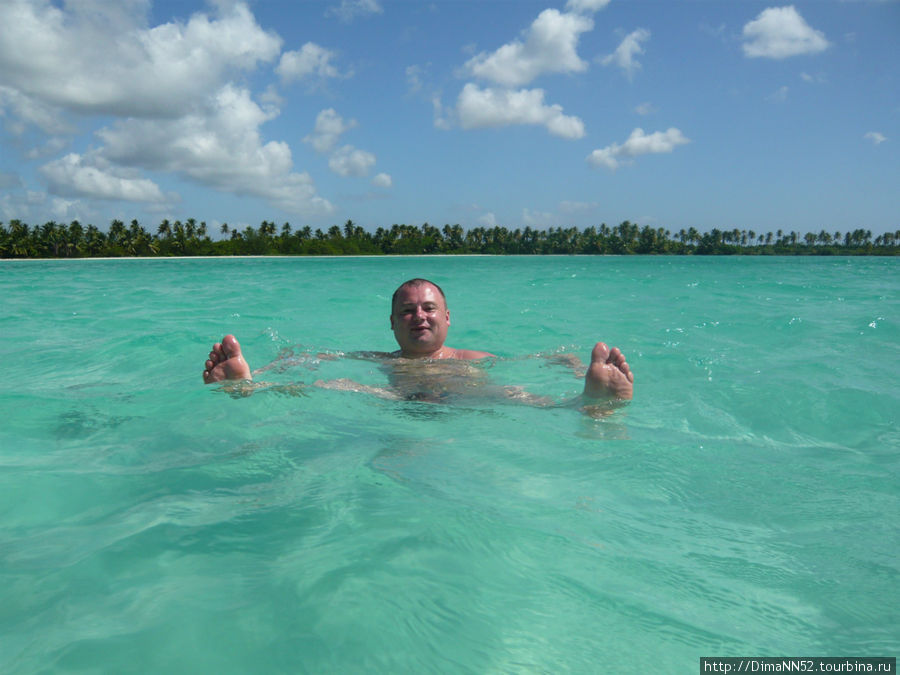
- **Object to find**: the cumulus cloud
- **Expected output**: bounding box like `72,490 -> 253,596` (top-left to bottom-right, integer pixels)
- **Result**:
304,108 -> 357,154
0,172 -> 24,189
0,86 -> 73,136
601,28 -> 651,79
450,6 -> 600,140
587,127 -> 690,170
742,6 -> 829,59
559,200 -> 598,215
371,173 -> 392,188
26,137 -> 72,161
92,85 -> 333,214
329,145 -> 376,177
768,85 -> 790,102
800,71 -> 827,84
41,153 -> 167,203
456,83 -> 585,139
465,9 -> 593,87
478,212 -> 497,227
326,0 -> 383,22
0,1 -> 281,118
406,64 -> 429,93
522,208 -> 555,227
0,188 -> 86,224
432,95 -> 453,130
277,43 -> 347,83
0,2 -> 340,216
565,0 -> 610,14
864,132 -> 887,145
303,110 -> 380,180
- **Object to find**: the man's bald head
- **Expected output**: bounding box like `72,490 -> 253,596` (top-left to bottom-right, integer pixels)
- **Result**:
391,278 -> 447,312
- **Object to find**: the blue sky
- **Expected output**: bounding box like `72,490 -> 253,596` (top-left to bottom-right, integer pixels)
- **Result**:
0,0 -> 897,236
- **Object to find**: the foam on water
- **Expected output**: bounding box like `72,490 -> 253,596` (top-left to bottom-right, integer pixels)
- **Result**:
1,256 -> 897,672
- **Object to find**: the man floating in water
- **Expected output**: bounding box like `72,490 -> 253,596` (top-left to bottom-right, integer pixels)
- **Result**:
202,278 -> 633,407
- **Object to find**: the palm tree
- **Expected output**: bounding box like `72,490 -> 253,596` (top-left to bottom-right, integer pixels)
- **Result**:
40,221 -> 63,257
67,220 -> 84,257
687,227 -> 699,249
84,224 -> 104,256
442,224 -> 465,252
9,220 -> 33,257
108,220 -> 127,255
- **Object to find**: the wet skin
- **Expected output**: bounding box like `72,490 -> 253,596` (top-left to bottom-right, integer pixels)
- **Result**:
389,282 -> 494,361
203,281 -> 633,405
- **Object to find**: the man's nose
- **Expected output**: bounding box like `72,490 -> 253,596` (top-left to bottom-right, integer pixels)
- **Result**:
413,306 -> 428,319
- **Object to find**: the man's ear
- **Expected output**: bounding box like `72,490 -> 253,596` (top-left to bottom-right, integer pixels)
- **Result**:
446,309 -> 450,325
389,314 -> 395,330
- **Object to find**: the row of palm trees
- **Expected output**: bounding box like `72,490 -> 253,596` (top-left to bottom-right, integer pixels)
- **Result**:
2,218 -> 897,258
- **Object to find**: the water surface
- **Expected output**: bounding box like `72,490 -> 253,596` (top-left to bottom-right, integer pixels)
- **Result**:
1,256 -> 897,672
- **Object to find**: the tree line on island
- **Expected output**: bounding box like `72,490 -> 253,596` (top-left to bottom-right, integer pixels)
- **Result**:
2,218 -> 898,258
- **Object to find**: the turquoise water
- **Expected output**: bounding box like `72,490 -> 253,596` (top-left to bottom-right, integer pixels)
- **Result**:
1,256 -> 897,673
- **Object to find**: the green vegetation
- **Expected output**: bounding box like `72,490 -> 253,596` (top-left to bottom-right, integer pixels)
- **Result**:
2,218 -> 898,258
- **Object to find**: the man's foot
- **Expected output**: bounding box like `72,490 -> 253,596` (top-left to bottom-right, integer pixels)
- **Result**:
583,342 -> 633,400
203,334 -> 252,383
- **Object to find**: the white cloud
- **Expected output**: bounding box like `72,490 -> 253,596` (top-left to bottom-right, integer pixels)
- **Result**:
456,83 -> 585,139
277,43 -> 347,83
635,102 -> 655,116
26,137 -> 71,160
1,188 -> 90,224
522,208 -> 555,227
864,132 -> 887,145
329,145 -> 376,177
742,6 -> 829,59
601,28 -> 650,79
41,153 -> 167,203
94,85 -> 333,215
406,64 -> 428,93
48,195 -> 85,221
304,111 -> 379,179
326,0 -> 383,22
432,95 -> 452,130
465,9 -> 593,87
800,71 -> 827,84
587,127 -> 690,170
559,200 -> 598,214
0,86 -> 73,135
478,212 -> 497,227
371,173 -> 392,188
259,84 -> 284,109
768,85 -> 790,102
304,109 -> 357,154
0,172 -> 23,189
0,1 -> 281,118
565,0 -> 611,14
0,3 -> 338,216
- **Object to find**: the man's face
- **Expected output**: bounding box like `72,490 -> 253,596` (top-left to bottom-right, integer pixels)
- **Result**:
390,283 -> 450,357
